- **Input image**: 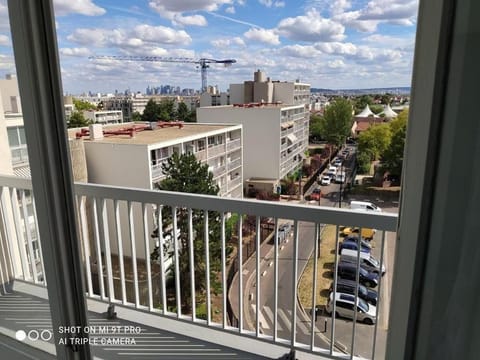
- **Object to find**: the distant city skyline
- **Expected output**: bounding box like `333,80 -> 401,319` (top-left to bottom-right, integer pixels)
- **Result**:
0,0 -> 418,93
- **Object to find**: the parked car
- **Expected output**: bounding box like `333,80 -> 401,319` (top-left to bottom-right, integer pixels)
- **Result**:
341,226 -> 376,240
335,173 -> 346,184
340,249 -> 386,276
337,262 -> 379,288
339,241 -> 371,254
320,176 -> 331,186
330,278 -> 378,305
333,159 -> 343,167
326,166 -> 337,177
350,200 -> 382,212
325,292 -> 377,325
309,188 -> 322,201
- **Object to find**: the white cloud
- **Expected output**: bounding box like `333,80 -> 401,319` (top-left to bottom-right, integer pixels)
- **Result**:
259,0 -> 285,8
59,47 -> 92,57
279,44 -> 320,58
244,28 -> 280,45
211,37 -> 245,48
173,14 -> 208,27
358,0 -> 418,21
277,9 -> 345,42
149,0 -> 232,25
333,0 -> 417,33
0,34 -> 9,46
225,6 -> 236,14
67,25 -> 192,48
315,42 -> 357,56
53,0 -> 105,16
328,59 -> 346,68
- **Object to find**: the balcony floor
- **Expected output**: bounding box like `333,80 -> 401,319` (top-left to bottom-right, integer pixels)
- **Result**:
0,290 -> 270,360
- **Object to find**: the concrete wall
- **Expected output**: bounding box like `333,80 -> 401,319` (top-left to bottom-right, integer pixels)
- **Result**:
273,83 -> 295,104
229,84 -> 244,104
0,75 -> 21,114
83,142 -> 151,189
197,107 -> 280,180
253,82 -> 273,103
69,139 -> 88,182
0,91 -> 13,176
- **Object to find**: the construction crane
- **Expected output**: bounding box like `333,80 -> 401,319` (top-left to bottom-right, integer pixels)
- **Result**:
89,55 -> 236,93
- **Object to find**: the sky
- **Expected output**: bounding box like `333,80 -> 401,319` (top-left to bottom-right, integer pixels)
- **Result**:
0,0 -> 418,94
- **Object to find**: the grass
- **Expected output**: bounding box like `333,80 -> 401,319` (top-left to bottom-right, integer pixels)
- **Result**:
298,225 -> 337,308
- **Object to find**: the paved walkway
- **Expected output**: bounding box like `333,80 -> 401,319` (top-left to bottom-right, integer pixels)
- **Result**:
0,290 -> 270,360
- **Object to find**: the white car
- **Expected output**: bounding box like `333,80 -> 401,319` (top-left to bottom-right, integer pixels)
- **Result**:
326,292 -> 377,325
320,175 -> 331,185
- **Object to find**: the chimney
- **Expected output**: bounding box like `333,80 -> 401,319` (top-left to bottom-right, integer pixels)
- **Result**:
89,124 -> 103,140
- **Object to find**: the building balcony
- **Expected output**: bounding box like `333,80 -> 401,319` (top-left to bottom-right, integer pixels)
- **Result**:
211,164 -> 226,178
227,157 -> 242,171
0,174 -> 397,359
226,138 -> 241,152
207,144 -> 226,158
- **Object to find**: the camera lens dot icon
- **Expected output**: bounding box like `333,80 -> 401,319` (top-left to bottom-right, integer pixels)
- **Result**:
16,330 -> 27,341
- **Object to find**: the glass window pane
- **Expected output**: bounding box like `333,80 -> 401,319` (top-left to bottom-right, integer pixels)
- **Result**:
7,127 -> 19,146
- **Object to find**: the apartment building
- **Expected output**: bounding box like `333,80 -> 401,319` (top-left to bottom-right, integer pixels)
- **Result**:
73,122 -> 243,198
83,109 -> 123,124
229,70 -> 310,106
197,103 -> 308,191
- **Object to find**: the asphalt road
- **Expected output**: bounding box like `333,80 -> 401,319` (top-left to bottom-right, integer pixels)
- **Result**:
229,145 -> 399,358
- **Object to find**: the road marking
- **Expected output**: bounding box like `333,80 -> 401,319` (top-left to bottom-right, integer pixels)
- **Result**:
277,309 -> 293,333
263,306 -> 283,330
251,304 -> 270,330
286,310 -> 311,335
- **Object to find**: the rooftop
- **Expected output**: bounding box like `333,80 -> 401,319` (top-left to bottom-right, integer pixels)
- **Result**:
67,122 -> 240,146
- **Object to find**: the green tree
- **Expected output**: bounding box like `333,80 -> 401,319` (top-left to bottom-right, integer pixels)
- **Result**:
309,113 -> 323,140
381,109 -> 408,176
356,152 -> 372,174
68,111 -> 91,128
142,99 -> 159,122
186,109 -> 197,123
151,153 -> 220,311
369,104 -> 384,114
320,98 -> 353,147
131,111 -> 142,122
176,102 -> 190,121
354,95 -> 373,114
73,98 -> 96,111
158,99 -> 176,121
357,123 -> 391,160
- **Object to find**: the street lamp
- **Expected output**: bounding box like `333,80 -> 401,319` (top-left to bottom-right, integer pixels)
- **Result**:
338,163 -> 343,208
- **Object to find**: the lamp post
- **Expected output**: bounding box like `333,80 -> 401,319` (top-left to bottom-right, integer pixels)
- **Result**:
338,163 -> 343,208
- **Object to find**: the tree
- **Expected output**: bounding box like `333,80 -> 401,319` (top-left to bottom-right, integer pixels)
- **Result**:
73,98 -> 96,111
185,109 -> 197,123
68,111 -> 91,128
131,111 -> 142,122
381,109 -> 408,176
158,99 -> 176,121
357,123 -> 391,160
151,152 -> 220,311
309,113 -> 323,140
320,98 -> 353,147
142,99 -> 159,122
356,152 -> 372,174
354,95 -> 373,114
176,102 -> 190,121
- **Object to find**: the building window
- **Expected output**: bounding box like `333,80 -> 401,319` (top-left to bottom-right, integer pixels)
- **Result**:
198,139 -> 205,151
7,126 -> 28,165
208,136 -> 215,147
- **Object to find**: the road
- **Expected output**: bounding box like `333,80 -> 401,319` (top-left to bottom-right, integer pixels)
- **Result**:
229,146 -> 398,358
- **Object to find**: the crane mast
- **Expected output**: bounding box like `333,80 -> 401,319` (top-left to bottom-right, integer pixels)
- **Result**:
89,55 -> 236,92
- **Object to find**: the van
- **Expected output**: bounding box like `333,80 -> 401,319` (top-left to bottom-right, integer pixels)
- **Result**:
340,248 -> 386,275
350,200 -> 382,212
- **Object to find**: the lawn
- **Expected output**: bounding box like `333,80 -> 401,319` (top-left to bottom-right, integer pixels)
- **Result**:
298,225 -> 337,308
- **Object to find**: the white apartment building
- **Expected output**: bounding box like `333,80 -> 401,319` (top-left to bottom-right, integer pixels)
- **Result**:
229,70 -> 310,106
83,110 -> 123,124
73,122 -> 243,198
197,103 -> 309,187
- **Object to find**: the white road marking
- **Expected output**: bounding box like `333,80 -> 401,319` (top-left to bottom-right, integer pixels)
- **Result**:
250,304 -> 270,330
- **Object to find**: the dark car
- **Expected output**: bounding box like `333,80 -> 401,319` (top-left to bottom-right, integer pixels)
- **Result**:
330,278 -> 378,305
337,262 -> 379,288
338,239 -> 371,254
343,235 -> 372,249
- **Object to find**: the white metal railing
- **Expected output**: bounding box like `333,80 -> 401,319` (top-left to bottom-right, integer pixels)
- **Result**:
228,157 -> 242,171
212,165 -> 226,178
226,138 -> 241,152
227,176 -> 242,190
207,144 -> 225,158
0,174 -> 398,359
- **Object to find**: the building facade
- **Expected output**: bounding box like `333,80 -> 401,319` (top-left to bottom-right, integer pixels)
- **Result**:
197,103 -> 308,188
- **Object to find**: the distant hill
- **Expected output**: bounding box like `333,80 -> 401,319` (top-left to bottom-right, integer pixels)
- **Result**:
311,87 -> 410,95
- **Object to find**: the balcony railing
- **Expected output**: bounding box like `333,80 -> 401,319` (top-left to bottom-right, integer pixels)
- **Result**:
227,138 -> 241,152
227,176 -> 243,190
228,157 -> 242,171
0,174 -> 397,359
208,144 -> 225,158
